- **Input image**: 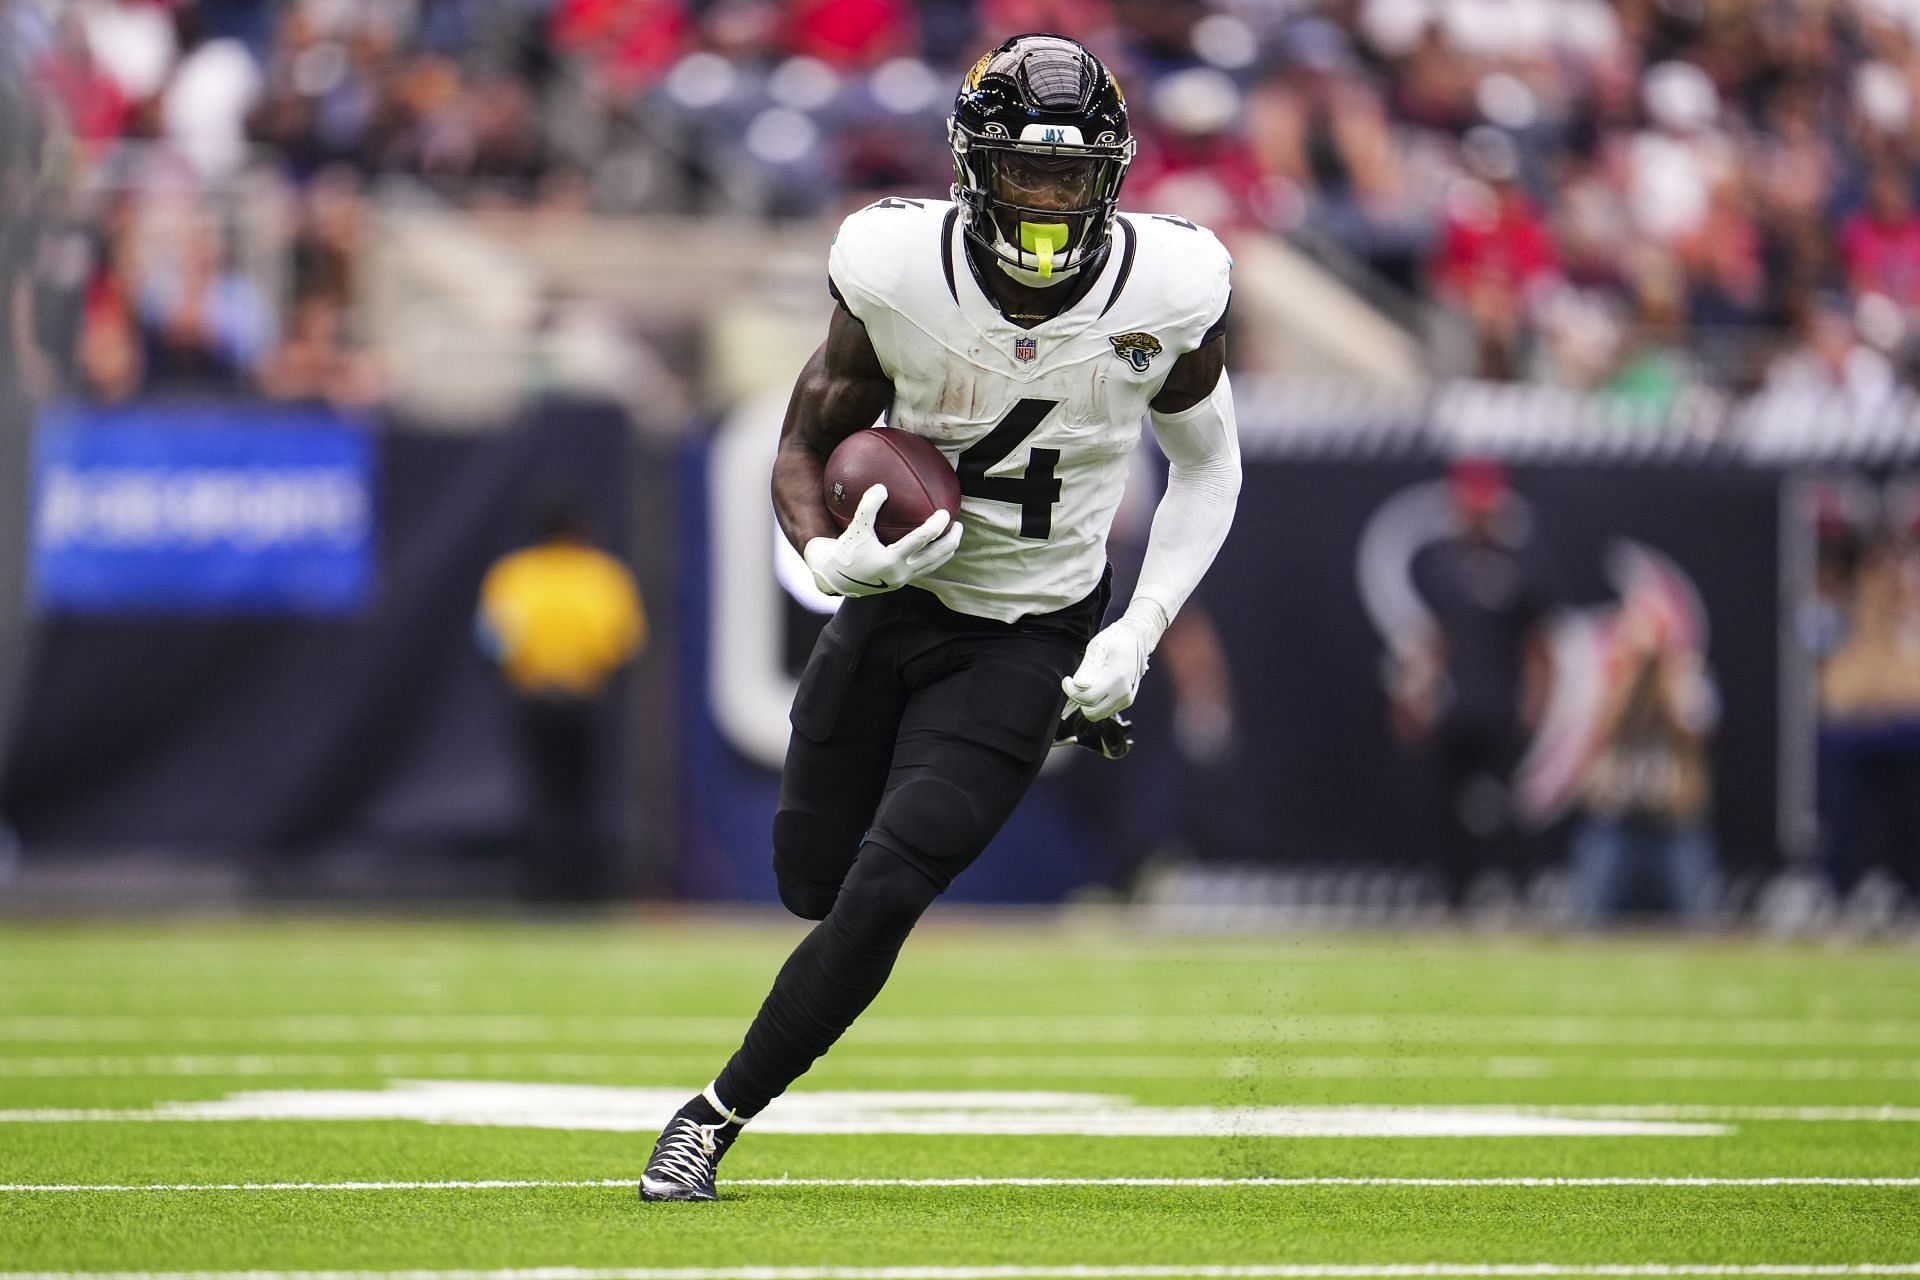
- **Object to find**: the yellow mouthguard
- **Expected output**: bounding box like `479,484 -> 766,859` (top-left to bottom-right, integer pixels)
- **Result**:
1020,222 -> 1070,279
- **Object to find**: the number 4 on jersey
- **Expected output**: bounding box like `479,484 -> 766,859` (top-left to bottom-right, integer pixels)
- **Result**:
957,398 -> 1062,539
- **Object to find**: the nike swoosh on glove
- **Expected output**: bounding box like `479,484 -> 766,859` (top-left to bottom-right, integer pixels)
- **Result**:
1061,616 -> 1152,722
803,483 -> 963,598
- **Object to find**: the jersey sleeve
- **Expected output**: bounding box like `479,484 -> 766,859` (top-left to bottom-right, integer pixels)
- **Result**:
826,200 -> 928,378
1177,224 -> 1233,355
1126,214 -> 1233,356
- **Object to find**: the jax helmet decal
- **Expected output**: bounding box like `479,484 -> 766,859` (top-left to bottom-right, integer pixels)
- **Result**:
948,33 -> 1135,283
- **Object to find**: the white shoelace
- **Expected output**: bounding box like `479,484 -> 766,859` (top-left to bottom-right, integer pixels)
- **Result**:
648,1117 -> 728,1186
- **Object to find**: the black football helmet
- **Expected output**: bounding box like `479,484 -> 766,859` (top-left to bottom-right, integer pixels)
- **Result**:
948,33 -> 1134,283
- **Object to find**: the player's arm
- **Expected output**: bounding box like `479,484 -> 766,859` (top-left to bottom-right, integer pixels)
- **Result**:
774,306 -> 962,597
1063,332 -> 1242,721
772,306 -> 892,552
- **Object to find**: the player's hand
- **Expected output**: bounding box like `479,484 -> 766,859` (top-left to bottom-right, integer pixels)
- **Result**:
803,484 -> 964,598
1061,617 -> 1152,722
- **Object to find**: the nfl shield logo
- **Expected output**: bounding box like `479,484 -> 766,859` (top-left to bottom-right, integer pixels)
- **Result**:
1014,336 -> 1037,363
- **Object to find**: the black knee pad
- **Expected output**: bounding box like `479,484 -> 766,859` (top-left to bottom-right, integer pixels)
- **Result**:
828,846 -> 942,953
775,872 -> 838,921
869,777 -> 983,870
772,809 -> 855,920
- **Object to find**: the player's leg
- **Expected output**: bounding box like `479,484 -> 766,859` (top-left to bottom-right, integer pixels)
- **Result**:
637,628 -> 1075,1203
638,608 -> 906,1202
771,602 -> 904,918
709,632 -> 1077,1116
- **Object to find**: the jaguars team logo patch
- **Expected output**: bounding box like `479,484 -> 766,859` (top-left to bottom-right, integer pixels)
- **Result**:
1109,332 -> 1163,373
1014,336 -> 1037,363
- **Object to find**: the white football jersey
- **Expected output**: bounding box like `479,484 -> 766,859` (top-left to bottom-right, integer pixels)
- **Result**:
827,197 -> 1231,623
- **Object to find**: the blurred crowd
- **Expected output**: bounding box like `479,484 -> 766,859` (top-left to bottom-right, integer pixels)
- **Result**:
15,0 -> 1920,412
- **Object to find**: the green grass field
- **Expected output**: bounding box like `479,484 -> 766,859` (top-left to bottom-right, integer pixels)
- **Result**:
0,916 -> 1916,1277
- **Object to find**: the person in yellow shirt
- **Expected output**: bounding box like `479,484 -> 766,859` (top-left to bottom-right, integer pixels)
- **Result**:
478,504 -> 644,902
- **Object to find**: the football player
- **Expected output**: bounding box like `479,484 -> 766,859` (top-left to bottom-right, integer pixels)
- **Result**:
639,32 -> 1240,1201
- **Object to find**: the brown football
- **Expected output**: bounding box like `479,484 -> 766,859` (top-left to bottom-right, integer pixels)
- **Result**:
823,427 -> 962,544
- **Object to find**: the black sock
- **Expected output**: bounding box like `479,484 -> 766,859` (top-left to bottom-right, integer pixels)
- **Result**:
714,846 -> 940,1117
677,1090 -> 729,1127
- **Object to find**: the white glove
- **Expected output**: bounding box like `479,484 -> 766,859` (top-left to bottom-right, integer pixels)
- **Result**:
803,483 -> 964,598
1061,615 -> 1154,722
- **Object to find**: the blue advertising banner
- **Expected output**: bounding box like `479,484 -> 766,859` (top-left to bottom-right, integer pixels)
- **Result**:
31,402 -> 376,614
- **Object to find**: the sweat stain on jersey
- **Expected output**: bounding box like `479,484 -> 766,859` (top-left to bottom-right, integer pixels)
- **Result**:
1020,221 -> 1070,278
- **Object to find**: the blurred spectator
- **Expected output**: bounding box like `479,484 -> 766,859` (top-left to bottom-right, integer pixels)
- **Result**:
1247,19 -> 1422,285
1840,166 -> 1920,311
256,293 -> 381,407
1129,68 -> 1270,230
1602,257 -> 1701,414
1629,61 -> 1730,246
786,0 -> 915,66
1568,600 -> 1719,923
32,11 -> 134,151
1818,534 -> 1920,904
1429,128 -> 1558,379
163,27 -> 261,181
76,280 -> 145,403
136,219 -> 272,390
1390,459 -> 1556,910
28,0 -> 1920,407
478,500 -> 645,902
550,0 -> 688,93
1762,299 -> 1898,415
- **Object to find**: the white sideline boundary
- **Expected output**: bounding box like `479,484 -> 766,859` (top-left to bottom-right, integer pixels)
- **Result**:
4,1265 -> 1920,1280
3,1176 -> 1919,1193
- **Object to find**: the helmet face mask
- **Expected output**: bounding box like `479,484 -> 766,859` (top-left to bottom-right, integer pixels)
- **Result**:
948,34 -> 1134,284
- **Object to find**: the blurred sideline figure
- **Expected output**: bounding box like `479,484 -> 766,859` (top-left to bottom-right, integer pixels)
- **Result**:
1818,534 -> 1920,905
1390,459 -> 1554,910
1568,600 -> 1718,923
477,502 -> 644,903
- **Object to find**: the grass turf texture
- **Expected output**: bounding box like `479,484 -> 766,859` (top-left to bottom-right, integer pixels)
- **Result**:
0,919 -> 1915,1273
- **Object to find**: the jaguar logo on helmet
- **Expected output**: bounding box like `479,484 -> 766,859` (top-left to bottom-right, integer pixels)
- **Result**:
1108,332 -> 1162,373
947,33 -> 1135,284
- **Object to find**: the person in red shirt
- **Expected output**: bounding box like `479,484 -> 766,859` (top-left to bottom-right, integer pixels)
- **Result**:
1429,131 -> 1560,378
1431,156 -> 1559,305
32,12 -> 132,150
1840,166 -> 1920,308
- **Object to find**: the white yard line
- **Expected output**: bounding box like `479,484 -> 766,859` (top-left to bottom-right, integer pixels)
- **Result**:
2,1177 -> 1918,1193
7,1014 -> 1920,1047
2,1054 -> 1920,1081
1,1103 -> 1915,1125
4,1265 -> 1920,1280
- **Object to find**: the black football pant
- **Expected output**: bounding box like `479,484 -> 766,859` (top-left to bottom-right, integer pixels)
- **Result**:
1429,717 -> 1526,908
514,695 -> 608,902
712,580 -> 1102,1118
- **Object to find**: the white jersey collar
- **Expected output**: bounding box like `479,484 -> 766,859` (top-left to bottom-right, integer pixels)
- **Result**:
942,210 -> 1136,377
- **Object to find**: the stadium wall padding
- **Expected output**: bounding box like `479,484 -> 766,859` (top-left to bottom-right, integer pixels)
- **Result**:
2,400 -> 652,887
1193,459 -> 1786,877
1,408 -> 1792,897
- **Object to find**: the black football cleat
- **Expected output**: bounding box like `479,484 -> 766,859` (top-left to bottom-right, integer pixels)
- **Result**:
638,1095 -> 742,1202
